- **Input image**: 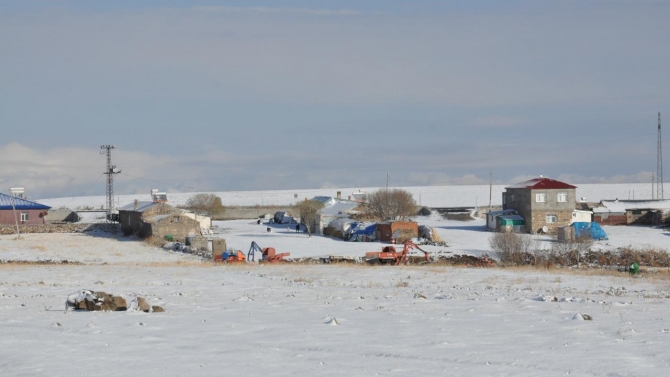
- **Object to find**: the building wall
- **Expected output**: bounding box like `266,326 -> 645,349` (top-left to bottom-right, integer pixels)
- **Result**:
375,221 -> 418,242
594,213 -> 627,226
0,209 -> 46,225
626,210 -> 655,225
147,215 -> 201,241
528,210 -> 573,234
119,203 -> 174,236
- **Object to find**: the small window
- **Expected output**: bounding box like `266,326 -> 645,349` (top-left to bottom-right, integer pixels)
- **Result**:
535,193 -> 546,203
632,210 -> 642,215
557,192 -> 568,202
174,216 -> 180,223
546,214 -> 557,223
20,212 -> 29,222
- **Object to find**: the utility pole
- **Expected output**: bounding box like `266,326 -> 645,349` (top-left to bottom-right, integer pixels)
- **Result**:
657,112 -> 664,200
9,193 -> 20,239
386,172 -> 389,193
100,145 -> 121,222
488,172 -> 493,213
652,173 -> 655,200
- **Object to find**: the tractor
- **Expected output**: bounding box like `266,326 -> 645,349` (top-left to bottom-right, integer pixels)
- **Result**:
365,240 -> 431,265
247,241 -> 290,263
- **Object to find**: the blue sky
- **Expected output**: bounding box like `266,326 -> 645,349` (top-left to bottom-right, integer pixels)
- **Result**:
1,1 -> 669,199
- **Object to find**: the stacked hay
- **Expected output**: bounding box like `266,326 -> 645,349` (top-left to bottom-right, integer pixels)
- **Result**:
430,227 -> 444,243
395,229 -> 417,244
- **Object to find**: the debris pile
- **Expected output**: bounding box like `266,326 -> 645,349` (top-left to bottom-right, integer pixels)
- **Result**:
66,290 -> 165,312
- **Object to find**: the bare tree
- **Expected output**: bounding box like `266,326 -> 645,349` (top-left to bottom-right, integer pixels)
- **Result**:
365,188 -> 417,221
184,193 -> 225,217
296,199 -> 324,236
489,231 -> 538,265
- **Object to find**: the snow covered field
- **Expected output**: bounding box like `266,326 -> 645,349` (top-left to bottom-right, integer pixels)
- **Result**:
39,182 -> 655,209
2,209 -> 670,376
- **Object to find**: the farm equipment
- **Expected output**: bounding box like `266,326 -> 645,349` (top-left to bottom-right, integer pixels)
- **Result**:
247,241 -> 290,263
214,249 -> 246,263
365,240 -> 431,265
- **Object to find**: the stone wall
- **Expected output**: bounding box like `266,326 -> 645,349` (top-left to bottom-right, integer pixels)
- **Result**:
148,215 -> 201,242
0,223 -> 90,235
528,210 -> 573,234
217,207 -> 296,220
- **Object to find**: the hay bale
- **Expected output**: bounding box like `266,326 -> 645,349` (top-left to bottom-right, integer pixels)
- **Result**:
395,229 -> 417,244
430,227 -> 444,243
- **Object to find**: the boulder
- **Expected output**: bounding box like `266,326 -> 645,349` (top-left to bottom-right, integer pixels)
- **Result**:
151,306 -> 165,313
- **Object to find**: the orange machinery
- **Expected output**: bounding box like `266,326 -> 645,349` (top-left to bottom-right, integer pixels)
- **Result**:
214,250 -> 246,263
365,240 -> 429,265
248,241 -> 290,263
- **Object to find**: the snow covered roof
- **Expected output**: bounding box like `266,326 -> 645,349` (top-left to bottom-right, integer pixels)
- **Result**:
321,201 -> 360,216
506,177 -> 576,190
0,193 -> 51,210
312,196 -> 336,206
499,215 -> 525,221
119,201 -> 159,212
595,199 -> 670,213
485,209 -> 517,216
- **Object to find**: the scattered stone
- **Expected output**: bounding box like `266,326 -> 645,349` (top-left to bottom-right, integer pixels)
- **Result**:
66,289 -> 127,311
572,313 -> 593,321
151,306 -> 165,313
137,297 -> 151,312
414,293 -> 427,299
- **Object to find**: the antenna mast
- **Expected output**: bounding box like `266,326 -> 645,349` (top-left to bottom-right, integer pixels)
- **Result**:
657,112 -> 663,200
101,145 -> 121,222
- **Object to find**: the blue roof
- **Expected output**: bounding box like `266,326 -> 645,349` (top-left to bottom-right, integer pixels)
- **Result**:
0,193 -> 51,210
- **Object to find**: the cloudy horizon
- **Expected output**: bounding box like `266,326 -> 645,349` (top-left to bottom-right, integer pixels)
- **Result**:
1,1 -> 668,199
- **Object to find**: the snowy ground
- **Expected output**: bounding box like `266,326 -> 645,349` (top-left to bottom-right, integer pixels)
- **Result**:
2,212 -> 670,376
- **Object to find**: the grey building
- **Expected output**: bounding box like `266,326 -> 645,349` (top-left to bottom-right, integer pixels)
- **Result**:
502,177 -> 577,234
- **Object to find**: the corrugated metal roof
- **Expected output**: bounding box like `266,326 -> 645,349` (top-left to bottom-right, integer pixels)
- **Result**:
0,193 -> 51,210
506,178 -> 576,190
597,199 -> 670,213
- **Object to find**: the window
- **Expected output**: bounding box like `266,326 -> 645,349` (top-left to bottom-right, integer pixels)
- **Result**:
535,193 -> 546,203
20,212 -> 28,222
557,192 -> 568,203
546,214 -> 557,223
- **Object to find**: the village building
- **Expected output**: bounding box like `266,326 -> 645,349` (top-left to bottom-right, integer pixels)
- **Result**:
593,199 -> 670,226
312,195 -> 361,235
44,209 -> 80,224
502,177 -> 577,234
118,200 -> 204,241
0,192 -> 51,225
484,209 -> 520,231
